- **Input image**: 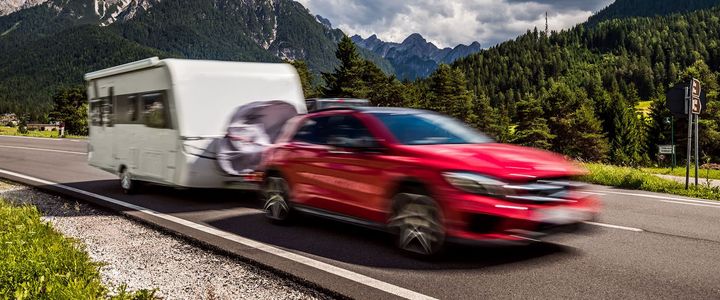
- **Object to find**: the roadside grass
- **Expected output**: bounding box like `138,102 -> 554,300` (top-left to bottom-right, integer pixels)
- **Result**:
578,163 -> 720,201
0,199 -> 157,299
642,166 -> 720,180
0,126 -> 86,139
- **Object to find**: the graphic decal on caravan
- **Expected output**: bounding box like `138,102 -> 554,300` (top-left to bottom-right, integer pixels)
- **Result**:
217,101 -> 298,176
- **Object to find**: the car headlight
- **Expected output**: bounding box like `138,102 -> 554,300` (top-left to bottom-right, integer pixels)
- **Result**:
442,172 -> 510,197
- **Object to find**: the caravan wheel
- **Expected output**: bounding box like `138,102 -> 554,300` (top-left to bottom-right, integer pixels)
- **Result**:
119,168 -> 139,194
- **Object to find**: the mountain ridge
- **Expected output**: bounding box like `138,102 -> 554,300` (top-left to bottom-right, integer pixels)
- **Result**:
351,33 -> 482,80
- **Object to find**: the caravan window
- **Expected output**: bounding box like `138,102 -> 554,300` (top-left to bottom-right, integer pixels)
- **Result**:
89,98 -> 113,126
142,92 -> 170,129
116,95 -> 140,124
90,100 -> 102,126
101,98 -> 113,127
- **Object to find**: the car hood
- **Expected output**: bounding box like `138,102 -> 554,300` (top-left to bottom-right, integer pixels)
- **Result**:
398,143 -> 585,181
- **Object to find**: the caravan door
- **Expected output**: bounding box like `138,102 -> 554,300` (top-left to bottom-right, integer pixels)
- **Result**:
88,89 -> 116,172
136,91 -> 177,183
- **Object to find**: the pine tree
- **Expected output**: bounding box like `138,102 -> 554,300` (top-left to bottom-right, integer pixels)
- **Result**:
564,103 -> 610,161
424,64 -> 478,124
321,35 -> 366,98
611,100 -> 646,166
290,60 -> 317,98
512,97 -> 555,150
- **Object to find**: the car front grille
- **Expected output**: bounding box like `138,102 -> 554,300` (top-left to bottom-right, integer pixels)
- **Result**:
501,179 -> 586,204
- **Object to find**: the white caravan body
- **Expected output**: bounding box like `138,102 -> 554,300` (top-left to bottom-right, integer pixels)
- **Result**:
85,57 -> 306,189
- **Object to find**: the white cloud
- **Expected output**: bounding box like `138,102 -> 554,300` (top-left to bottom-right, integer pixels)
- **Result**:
295,0 -> 614,48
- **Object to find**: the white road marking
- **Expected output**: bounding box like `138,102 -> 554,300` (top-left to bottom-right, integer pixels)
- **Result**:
580,191 -> 606,196
583,221 -> 644,232
599,190 -> 720,207
660,200 -> 720,209
0,168 -> 436,300
0,135 -> 82,142
0,145 -> 86,155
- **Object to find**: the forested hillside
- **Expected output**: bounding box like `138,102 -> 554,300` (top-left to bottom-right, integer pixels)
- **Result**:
449,6 -> 720,164
588,0 -> 720,25
0,0 -> 377,116
317,4 -> 720,165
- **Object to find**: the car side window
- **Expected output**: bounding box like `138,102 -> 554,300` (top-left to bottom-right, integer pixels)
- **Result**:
292,116 -> 330,144
327,115 -> 373,143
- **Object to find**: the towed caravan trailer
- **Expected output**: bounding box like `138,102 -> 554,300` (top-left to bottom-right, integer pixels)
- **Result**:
84,57 -> 306,193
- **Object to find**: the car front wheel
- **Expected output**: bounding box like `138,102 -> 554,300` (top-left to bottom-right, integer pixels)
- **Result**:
389,193 -> 446,257
262,176 -> 293,224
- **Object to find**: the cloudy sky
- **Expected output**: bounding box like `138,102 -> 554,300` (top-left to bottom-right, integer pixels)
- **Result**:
295,0 -> 615,48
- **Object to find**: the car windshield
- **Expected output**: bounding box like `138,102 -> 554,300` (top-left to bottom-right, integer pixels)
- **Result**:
371,112 -> 493,145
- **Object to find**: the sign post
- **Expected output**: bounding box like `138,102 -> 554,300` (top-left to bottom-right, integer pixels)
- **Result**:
665,81 -> 705,189
691,78 -> 701,186
686,86 -> 692,189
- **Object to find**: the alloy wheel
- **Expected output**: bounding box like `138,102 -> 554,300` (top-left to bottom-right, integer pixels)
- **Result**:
263,177 -> 291,222
389,194 -> 445,256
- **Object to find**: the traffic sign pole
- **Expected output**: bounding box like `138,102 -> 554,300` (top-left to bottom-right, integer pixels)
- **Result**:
686,86 -> 692,190
695,114 -> 699,186
671,116 -> 676,169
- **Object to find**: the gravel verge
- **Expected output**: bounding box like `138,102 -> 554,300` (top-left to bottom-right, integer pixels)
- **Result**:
0,180 -> 332,300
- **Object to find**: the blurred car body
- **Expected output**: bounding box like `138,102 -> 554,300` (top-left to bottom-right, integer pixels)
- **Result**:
306,98 -> 369,111
261,107 -> 599,256
84,57 -> 306,193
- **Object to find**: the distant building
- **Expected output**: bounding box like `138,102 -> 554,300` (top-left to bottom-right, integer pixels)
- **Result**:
27,123 -> 60,131
0,113 -> 17,126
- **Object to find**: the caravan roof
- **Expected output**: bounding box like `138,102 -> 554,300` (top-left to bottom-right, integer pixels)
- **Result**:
85,57 -> 306,137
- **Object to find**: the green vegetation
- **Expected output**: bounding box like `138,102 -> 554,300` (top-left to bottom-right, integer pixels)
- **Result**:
587,0 -> 720,26
2,0 -> 720,168
0,199 -> 156,299
643,166 -> 720,180
578,163 -> 720,200
0,126 -> 85,139
635,101 -> 652,117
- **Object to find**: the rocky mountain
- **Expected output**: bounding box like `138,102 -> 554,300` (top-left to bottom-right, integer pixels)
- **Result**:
0,0 -> 48,16
0,0 -> 356,115
352,33 -> 482,80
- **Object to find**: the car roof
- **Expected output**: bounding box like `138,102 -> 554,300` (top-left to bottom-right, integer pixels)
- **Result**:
307,106 -> 428,115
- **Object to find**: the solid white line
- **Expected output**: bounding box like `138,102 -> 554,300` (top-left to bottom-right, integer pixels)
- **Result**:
661,200 -> 720,209
0,168 -> 436,300
580,191 -> 606,196
0,145 -> 85,155
0,135 -> 82,142
584,221 -> 644,232
601,190 -> 720,206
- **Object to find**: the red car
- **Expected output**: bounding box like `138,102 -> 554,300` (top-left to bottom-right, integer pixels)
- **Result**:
260,107 -> 600,256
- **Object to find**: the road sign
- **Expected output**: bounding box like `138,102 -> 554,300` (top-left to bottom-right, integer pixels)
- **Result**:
666,84 -> 706,117
658,145 -> 675,154
691,78 -> 702,114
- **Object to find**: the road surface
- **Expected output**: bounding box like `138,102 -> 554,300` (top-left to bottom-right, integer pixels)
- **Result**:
1,135 -> 719,299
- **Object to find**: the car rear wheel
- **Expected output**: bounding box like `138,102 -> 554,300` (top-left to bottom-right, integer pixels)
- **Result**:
263,176 -> 293,224
119,168 -> 139,194
389,193 -> 446,257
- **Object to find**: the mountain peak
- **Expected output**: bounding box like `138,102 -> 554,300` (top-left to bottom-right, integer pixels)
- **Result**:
403,33 -> 427,44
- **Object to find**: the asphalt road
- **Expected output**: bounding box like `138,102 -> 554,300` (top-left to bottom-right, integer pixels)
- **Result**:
1,135 -> 719,299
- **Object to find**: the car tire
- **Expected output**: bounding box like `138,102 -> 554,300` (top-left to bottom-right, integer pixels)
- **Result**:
119,168 -> 140,194
389,192 -> 446,258
262,176 -> 293,224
